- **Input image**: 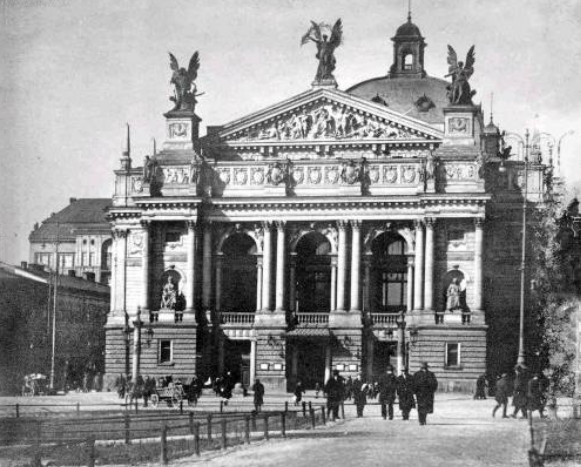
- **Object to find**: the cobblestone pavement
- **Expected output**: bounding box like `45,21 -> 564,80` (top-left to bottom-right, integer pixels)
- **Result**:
184,396 -> 531,467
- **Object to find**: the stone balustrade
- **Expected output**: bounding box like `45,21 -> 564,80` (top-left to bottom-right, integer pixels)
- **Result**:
220,312 -> 255,325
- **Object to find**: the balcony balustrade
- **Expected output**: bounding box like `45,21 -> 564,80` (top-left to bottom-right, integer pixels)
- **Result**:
220,312 -> 255,325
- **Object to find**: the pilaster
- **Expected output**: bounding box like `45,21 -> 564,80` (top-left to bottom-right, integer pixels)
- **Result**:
350,220 -> 362,312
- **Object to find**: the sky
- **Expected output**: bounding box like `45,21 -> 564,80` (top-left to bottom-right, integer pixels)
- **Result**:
1,0 -> 581,264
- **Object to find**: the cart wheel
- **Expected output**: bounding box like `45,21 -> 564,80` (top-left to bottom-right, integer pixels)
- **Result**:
171,394 -> 181,408
151,394 -> 159,408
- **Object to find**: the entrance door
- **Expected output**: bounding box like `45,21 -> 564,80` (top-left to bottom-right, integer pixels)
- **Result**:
294,341 -> 326,390
224,340 -> 251,386
372,341 -> 396,381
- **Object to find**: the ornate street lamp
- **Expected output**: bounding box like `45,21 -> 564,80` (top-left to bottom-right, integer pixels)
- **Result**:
132,306 -> 144,382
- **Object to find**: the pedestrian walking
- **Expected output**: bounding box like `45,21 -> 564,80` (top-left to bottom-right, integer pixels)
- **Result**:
345,376 -> 353,401
294,381 -> 305,406
527,373 -> 547,419
492,373 -> 510,418
351,372 -> 367,417
511,365 -> 528,419
324,370 -> 344,421
413,362 -> 438,426
397,368 -> 415,421
474,373 -> 487,400
252,378 -> 265,413
378,365 -> 398,420
314,381 -> 321,399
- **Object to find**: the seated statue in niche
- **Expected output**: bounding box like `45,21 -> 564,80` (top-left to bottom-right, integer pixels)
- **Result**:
446,278 -> 461,311
160,276 -> 177,310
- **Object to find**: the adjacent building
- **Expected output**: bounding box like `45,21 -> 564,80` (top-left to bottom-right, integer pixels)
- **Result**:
105,16 -> 552,391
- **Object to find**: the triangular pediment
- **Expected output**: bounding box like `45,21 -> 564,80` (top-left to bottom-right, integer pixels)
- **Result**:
214,88 -> 443,146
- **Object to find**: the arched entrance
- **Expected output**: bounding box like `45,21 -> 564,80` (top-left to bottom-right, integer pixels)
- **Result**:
288,232 -> 332,390
370,232 -> 409,378
221,233 -> 257,312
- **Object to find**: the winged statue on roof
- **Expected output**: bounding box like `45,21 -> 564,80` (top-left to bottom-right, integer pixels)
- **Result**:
301,19 -> 343,83
168,51 -> 203,111
445,45 -> 476,105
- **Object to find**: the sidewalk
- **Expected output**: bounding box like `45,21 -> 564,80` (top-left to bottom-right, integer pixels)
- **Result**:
178,396 -> 531,467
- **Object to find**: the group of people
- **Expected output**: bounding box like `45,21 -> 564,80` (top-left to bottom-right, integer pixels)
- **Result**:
114,374 -> 203,406
318,362 -> 438,425
492,366 -> 550,419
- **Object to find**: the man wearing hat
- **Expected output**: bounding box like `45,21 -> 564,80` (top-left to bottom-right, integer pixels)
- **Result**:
324,370 -> 344,421
413,362 -> 438,425
378,364 -> 398,420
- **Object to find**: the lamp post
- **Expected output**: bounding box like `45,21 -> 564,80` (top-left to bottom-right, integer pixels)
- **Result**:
132,306 -> 143,382
122,312 -> 131,379
504,130 -> 530,366
396,310 -> 406,374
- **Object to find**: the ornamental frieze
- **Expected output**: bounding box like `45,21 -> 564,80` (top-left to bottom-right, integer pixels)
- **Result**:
401,165 -> 418,184
224,102 -> 425,143
442,163 -> 478,181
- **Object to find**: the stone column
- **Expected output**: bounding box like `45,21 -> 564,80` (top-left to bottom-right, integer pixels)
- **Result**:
406,257 -> 414,312
256,257 -> 263,312
140,221 -> 150,312
413,220 -> 424,311
250,340 -> 257,384
117,229 -> 128,315
336,221 -> 348,311
350,220 -> 362,312
202,223 -> 213,311
185,221 -> 196,313
110,232 -> 118,313
275,221 -> 286,312
474,218 -> 485,311
364,256 -> 371,312
366,338 -> 374,380
262,221 -> 272,311
289,254 -> 296,312
424,218 -> 436,312
215,254 -> 223,313
330,257 -> 337,311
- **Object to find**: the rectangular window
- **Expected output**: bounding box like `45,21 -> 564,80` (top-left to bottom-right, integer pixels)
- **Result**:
89,253 -> 95,266
58,253 -> 74,269
445,343 -> 461,367
35,253 -> 52,267
159,340 -> 173,364
82,253 -> 87,266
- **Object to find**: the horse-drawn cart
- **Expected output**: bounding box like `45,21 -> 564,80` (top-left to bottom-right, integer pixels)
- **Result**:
150,383 -> 185,408
21,373 -> 48,397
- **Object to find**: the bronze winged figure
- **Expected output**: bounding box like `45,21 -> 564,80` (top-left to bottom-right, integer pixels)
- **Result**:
169,51 -> 201,111
445,45 -> 476,105
301,19 -> 343,83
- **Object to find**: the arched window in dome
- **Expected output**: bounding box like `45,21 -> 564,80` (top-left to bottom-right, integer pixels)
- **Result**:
403,52 -> 413,71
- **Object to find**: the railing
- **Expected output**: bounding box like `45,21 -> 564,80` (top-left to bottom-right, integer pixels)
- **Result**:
370,313 -> 399,326
295,313 -> 329,325
435,311 -> 472,324
220,312 -> 255,325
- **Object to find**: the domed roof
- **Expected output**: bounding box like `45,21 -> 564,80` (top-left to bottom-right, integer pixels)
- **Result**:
346,75 -> 449,126
395,19 -> 423,38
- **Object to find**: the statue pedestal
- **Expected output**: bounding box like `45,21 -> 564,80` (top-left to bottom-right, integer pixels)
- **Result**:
163,109 -> 201,150
443,105 -> 478,146
311,78 -> 338,89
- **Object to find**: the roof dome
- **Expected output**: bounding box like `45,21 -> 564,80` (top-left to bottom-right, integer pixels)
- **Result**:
395,19 -> 422,38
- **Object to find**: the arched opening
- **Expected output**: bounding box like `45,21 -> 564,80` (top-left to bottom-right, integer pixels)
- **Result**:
221,233 -> 257,312
101,239 -> 113,270
370,232 -> 409,313
403,52 -> 413,71
442,269 -> 467,312
295,232 -> 332,313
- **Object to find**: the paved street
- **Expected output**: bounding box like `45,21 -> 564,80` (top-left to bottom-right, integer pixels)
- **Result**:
184,396 -> 531,467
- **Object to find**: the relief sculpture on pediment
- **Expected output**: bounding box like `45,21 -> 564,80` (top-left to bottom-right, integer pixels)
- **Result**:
227,103 -> 424,143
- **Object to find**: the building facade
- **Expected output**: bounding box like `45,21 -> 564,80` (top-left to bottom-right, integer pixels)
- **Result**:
105,17 -> 551,391
0,262 -> 109,394
29,198 -> 113,284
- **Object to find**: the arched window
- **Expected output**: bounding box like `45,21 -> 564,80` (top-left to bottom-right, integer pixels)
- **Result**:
370,233 -> 408,312
403,53 -> 413,71
101,239 -> 113,270
295,232 -> 332,313
221,233 -> 257,312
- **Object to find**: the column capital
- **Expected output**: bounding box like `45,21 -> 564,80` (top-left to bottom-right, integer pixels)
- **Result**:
337,220 -> 349,231
262,220 -> 274,230
474,217 -> 485,228
113,228 -> 128,239
350,219 -> 362,230
413,219 -> 424,230
275,220 -> 286,231
186,219 -> 197,230
140,219 -> 151,228
407,256 -> 415,267
425,217 -> 437,228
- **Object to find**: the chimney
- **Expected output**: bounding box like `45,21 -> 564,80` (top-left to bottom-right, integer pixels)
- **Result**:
68,270 -> 76,277
84,272 -> 95,282
20,261 -> 28,270
70,197 -> 77,204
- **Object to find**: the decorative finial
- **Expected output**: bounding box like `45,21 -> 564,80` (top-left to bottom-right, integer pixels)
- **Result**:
489,92 -> 494,124
408,0 -> 412,22
120,123 -> 131,171
152,138 -> 157,156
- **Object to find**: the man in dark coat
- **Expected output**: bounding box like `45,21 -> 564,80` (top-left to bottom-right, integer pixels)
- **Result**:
527,373 -> 547,418
492,373 -> 510,418
351,372 -> 367,418
511,365 -> 528,419
413,362 -> 438,426
252,378 -> 265,413
474,374 -> 487,400
324,370 -> 344,421
378,365 -> 398,420
397,368 -> 415,420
